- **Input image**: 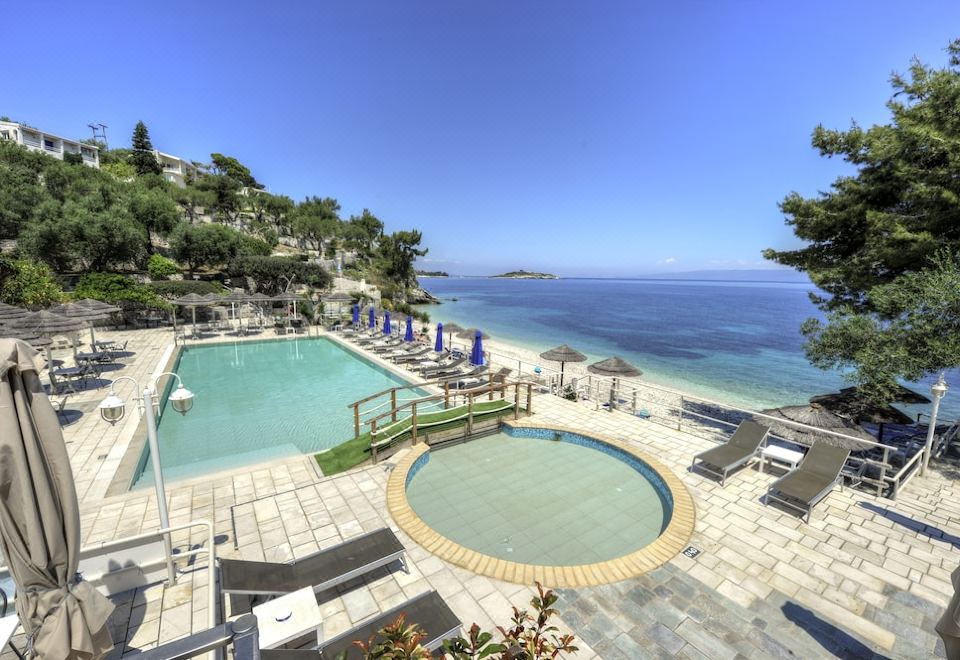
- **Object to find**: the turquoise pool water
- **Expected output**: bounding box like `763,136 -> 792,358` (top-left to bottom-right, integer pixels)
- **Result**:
405,428 -> 672,565
134,337 -> 418,486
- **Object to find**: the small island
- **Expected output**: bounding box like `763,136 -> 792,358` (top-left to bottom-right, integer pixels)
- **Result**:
416,270 -> 449,277
490,270 -> 559,280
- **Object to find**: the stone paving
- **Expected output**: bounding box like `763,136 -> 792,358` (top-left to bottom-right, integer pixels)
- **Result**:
14,327 -> 958,658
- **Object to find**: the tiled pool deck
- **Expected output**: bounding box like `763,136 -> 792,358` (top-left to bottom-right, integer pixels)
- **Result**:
26,328 -> 959,658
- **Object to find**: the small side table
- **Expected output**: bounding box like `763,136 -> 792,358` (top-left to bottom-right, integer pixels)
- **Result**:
252,587 -> 322,650
760,445 -> 804,474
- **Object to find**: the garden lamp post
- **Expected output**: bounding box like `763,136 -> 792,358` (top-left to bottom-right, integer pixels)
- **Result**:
921,373 -> 949,476
97,373 -> 195,582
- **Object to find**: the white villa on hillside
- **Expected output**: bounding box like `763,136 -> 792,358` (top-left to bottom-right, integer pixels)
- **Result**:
0,120 -> 99,167
154,150 -> 197,187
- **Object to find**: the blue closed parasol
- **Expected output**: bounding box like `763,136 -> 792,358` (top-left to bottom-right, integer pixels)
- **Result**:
352,305 -> 360,324
383,311 -> 392,335
470,329 -> 485,366
368,307 -> 375,329
404,315 -> 414,342
435,323 -> 444,352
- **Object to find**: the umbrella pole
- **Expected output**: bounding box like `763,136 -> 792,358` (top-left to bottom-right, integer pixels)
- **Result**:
560,362 -> 565,388
877,423 -> 885,444
192,307 -> 197,338
89,324 -> 96,350
46,346 -> 55,383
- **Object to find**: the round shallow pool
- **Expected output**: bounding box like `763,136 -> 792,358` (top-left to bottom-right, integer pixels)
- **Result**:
392,426 -> 692,583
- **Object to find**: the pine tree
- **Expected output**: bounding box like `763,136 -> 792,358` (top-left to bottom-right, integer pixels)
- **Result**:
130,121 -> 162,176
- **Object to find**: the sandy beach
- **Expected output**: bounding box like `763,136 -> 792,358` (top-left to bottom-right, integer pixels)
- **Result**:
435,328 -> 738,442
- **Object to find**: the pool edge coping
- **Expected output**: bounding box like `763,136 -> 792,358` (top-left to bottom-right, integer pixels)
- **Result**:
386,420 -> 696,588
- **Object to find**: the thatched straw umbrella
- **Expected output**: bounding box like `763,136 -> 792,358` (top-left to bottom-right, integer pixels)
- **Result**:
456,327 -> 489,339
171,293 -> 210,337
759,402 -> 876,449
0,302 -> 29,322
74,299 -> 121,314
10,311 -> 88,371
48,302 -> 112,349
588,356 -> 642,410
272,292 -> 302,319
321,292 -> 354,319
809,390 -> 914,443
440,322 -> 464,351
218,291 -> 249,326
0,326 -> 52,349
9,311 -> 86,341
540,344 -> 587,387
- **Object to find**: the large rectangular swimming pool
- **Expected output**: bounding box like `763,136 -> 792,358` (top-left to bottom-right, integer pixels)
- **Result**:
134,337 -> 418,486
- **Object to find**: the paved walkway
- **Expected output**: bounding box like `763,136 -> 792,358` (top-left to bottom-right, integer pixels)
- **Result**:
21,328 -> 957,658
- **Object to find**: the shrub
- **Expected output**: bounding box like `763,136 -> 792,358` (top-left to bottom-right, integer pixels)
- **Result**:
353,583 -> 577,659
147,280 -> 224,298
0,257 -> 64,307
147,254 -> 180,280
391,301 -> 430,323
227,256 -> 330,294
169,223 -> 272,274
74,272 -> 170,310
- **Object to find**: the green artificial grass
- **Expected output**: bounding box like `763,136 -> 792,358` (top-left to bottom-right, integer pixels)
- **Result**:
315,398 -> 515,476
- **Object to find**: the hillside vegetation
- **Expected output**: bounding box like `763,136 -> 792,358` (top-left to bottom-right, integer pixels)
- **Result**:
0,121 -> 429,310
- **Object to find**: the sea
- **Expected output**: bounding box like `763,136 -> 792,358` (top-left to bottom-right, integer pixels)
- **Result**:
416,277 -> 960,421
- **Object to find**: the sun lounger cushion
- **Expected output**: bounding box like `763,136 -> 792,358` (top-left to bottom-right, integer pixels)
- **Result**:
691,420 -> 768,485
220,528 -> 405,595
260,590 -> 461,659
765,443 -> 850,522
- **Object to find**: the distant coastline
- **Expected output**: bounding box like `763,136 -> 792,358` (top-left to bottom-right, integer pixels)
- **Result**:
490,269 -> 559,280
416,270 -> 450,278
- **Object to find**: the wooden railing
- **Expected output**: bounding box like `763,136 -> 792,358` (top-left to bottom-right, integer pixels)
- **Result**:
349,373 -> 518,437
357,379 -> 535,463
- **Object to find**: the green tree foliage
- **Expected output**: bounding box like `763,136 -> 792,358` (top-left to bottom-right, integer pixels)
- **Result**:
227,255 -> 331,294
263,194 -> 295,234
169,223 -> 270,274
765,40 -> 960,402
73,272 -> 170,310
802,250 -> 960,404
209,152 -> 261,189
0,257 -> 64,307
195,174 -> 242,223
0,141 -> 47,238
292,196 -> 341,257
147,280 -> 224,297
130,121 -> 162,176
343,209 -> 384,258
101,160 -> 136,180
128,182 -> 180,252
376,230 -> 427,290
147,254 -> 180,280
20,199 -> 146,271
170,185 -> 214,223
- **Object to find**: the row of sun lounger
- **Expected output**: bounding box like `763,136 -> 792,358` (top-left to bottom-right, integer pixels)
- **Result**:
220,528 -> 461,657
691,420 -> 852,523
340,329 -> 495,385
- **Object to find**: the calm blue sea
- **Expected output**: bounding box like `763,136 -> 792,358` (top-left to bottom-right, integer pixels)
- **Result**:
417,277 -> 959,420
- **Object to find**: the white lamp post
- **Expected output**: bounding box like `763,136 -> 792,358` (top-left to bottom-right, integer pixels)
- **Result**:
921,373 -> 949,476
98,373 -> 195,582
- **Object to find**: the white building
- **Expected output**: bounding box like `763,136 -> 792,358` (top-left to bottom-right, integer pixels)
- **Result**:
0,120 -> 99,168
153,150 -> 197,187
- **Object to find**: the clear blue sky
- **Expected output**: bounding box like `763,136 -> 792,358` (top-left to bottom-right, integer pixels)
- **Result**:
5,2 -> 959,276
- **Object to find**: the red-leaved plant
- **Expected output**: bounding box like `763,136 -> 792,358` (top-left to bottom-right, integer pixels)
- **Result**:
349,582 -> 578,660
